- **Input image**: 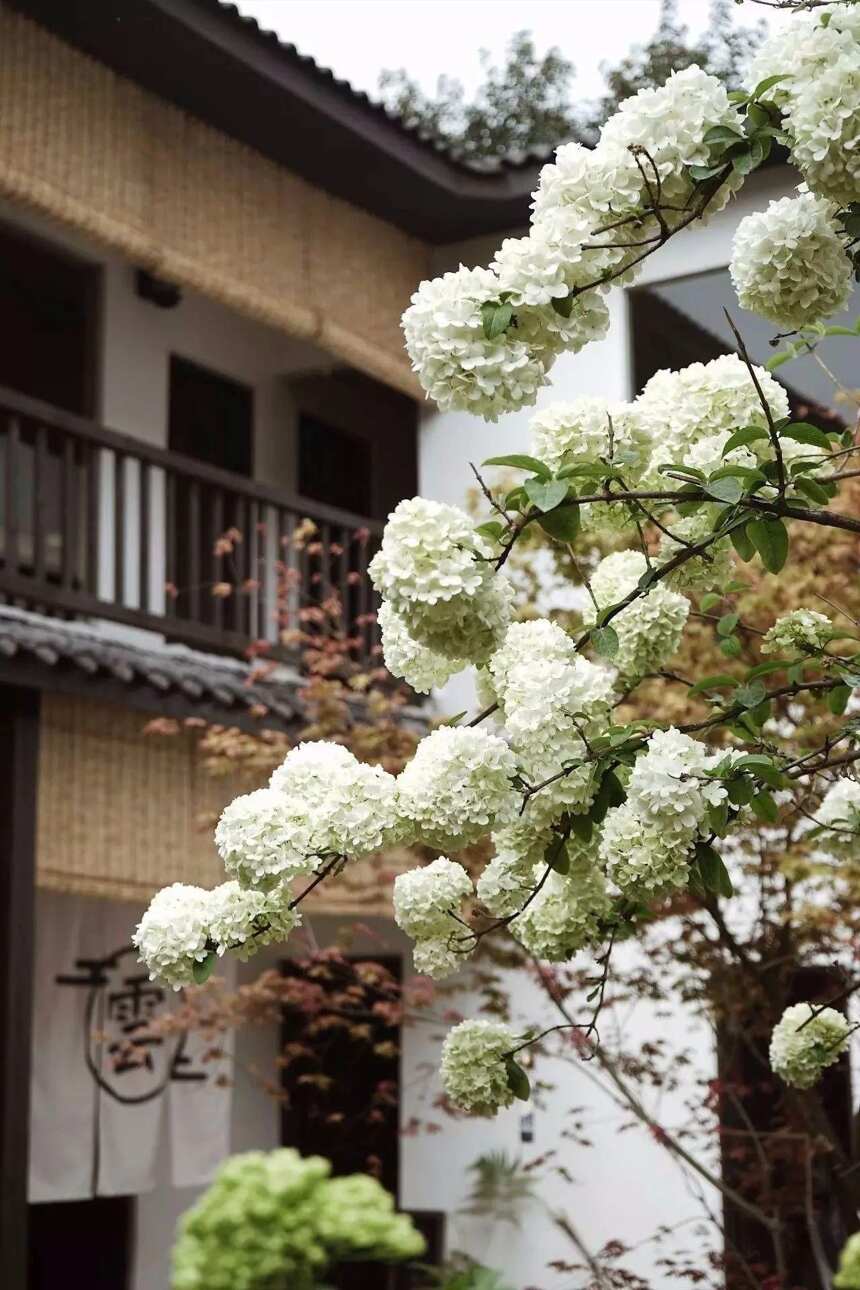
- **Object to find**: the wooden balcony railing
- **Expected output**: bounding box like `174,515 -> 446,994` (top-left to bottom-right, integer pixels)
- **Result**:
0,385 -> 383,660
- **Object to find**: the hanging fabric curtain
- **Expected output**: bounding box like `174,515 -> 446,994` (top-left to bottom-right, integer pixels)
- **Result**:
28,890 -> 234,1202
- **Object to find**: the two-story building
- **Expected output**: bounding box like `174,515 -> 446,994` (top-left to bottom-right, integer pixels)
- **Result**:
1,4 -> 856,1289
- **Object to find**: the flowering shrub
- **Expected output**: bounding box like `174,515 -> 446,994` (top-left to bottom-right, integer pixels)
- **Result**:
170,1148 -> 424,1290
138,13 -> 860,1281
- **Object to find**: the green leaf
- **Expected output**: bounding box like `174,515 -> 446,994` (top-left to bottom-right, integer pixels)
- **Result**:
704,124 -> 746,146
794,476 -> 831,506
552,293 -> 573,318
439,711 -> 468,727
700,592 -> 722,613
544,834 -> 570,875
481,300 -> 513,340
688,161 -> 730,181
524,477 -> 569,514
750,791 -> 778,823
746,102 -> 770,129
704,475 -> 744,505
717,612 -> 739,637
829,684 -> 852,716
690,673 -> 737,694
747,518 -> 789,574
192,951 -> 217,985
570,813 -> 594,844
728,777 -> 754,806
731,148 -> 757,177
730,525 -> 756,563
695,842 -> 734,898
709,801 -> 730,837
475,521 -> 504,542
591,625 -> 619,659
504,1057 -> 531,1102
752,74 -> 787,99
780,422 -> 834,452
735,680 -> 767,709
483,454 -> 550,478
722,425 -> 771,456
539,504 -> 581,543
747,658 -> 791,680
720,636 -> 742,659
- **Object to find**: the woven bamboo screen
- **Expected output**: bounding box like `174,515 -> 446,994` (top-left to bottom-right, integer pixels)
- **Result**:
36,694 -> 405,916
0,7 -> 427,399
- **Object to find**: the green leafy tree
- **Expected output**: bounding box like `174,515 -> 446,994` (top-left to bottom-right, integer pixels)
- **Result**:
378,31 -> 581,160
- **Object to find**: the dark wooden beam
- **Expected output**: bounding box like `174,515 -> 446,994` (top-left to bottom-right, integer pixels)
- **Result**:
0,685 -> 40,1289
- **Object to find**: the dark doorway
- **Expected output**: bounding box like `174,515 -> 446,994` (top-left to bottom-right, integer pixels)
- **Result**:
0,222 -> 98,418
28,1196 -> 134,1290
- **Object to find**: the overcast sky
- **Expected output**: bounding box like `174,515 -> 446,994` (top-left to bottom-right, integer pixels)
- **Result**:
233,0 -> 776,107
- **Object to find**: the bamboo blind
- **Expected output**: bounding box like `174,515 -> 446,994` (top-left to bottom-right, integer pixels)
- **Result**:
36,694 -> 406,915
0,6 -> 427,399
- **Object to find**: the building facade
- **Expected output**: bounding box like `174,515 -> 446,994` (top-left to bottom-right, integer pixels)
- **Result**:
1,3 -> 857,1289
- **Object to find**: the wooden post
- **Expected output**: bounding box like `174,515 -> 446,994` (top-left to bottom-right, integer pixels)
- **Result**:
0,686 -> 40,1289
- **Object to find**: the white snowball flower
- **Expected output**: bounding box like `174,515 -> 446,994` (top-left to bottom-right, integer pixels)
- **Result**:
599,66 -> 745,213
770,1002 -> 852,1089
762,608 -> 833,655
529,396 -> 648,483
600,728 -> 726,897
369,497 -> 513,664
133,883 -> 212,990
217,745 -> 398,890
817,777 -> 860,833
512,840 -> 612,961
205,881 -> 300,960
396,726 -> 517,850
214,787 -> 314,889
485,619 -> 616,827
731,193 -> 853,329
583,550 -> 690,683
477,822 -> 554,916
377,601 -> 467,694
491,233 -> 571,308
747,11 -> 860,205
412,936 -> 471,981
440,1019 -> 519,1116
635,355 -> 790,487
392,857 -> 473,940
656,510 -> 736,596
401,264 -> 551,421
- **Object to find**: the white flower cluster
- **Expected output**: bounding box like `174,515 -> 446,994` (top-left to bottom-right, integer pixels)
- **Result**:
762,608 -> 833,655
396,725 -> 517,851
512,838 -> 611,962
440,1019 -> 518,1116
369,497 -> 513,665
485,619 -> 615,826
769,1001 -> 852,1089
635,355 -> 791,487
403,68 -> 743,420
600,728 -> 726,897
656,510 -> 736,596
134,881 -> 299,989
477,821 -> 554,917
731,192 -> 853,329
401,265 -> 553,422
393,857 -> 474,981
583,550 -> 690,683
377,601 -> 466,694
748,7 -> 860,205
817,777 -> 860,833
393,857 -> 472,940
216,743 -> 398,889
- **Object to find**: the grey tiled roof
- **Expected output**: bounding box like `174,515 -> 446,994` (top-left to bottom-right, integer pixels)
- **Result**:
0,606 -> 301,727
